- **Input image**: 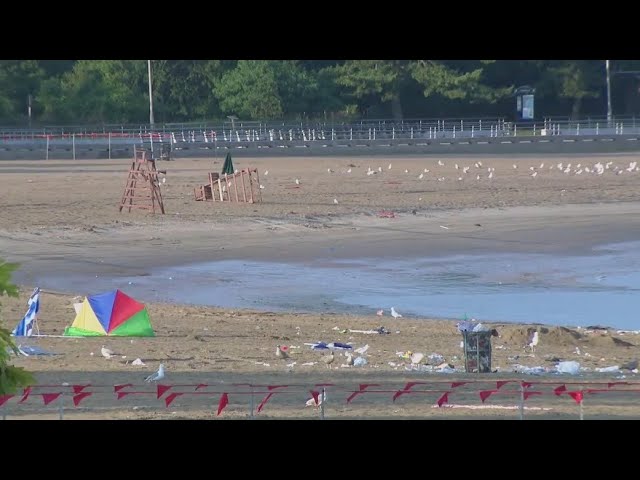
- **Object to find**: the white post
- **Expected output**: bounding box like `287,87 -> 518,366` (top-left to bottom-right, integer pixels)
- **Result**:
45,135 -> 49,160
596,122 -> 599,135
411,127 -> 414,139
392,127 -> 395,140
579,395 -> 584,420
59,392 -> 64,420
471,125 -> 475,138
108,132 -> 111,159
577,123 -> 580,135
519,384 -> 525,420
453,125 -> 456,139
72,134 -> 75,160
606,60 -> 612,127
320,388 -> 326,420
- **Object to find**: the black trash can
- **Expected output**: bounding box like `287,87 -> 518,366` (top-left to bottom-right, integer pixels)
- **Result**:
462,330 -> 493,373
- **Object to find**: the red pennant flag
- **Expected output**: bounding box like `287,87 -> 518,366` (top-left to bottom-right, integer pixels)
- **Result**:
347,384 -> 380,404
521,382 -> 533,389
310,390 -> 320,406
114,383 -> 133,393
257,392 -> 275,413
437,392 -> 450,407
42,393 -> 62,406
554,385 -> 567,396
73,392 -> 92,406
195,384 -> 208,391
217,393 -> 229,416
0,395 -> 14,407
116,392 -> 131,400
496,381 -> 511,390
568,391 -> 583,405
164,392 -> 182,407
479,390 -> 496,403
19,386 -> 32,404
451,382 -> 467,388
608,382 -> 628,388
72,385 -> 90,394
393,382 -> 426,402
157,384 -> 172,399
523,391 -> 542,401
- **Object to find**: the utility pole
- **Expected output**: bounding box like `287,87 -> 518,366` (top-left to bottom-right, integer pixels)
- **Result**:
148,60 -> 155,126
606,60 -> 612,126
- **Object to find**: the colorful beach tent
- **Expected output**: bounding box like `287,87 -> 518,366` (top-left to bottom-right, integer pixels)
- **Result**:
64,289 -> 155,337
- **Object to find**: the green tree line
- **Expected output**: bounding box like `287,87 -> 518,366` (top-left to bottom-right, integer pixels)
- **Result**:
1,60 -> 638,125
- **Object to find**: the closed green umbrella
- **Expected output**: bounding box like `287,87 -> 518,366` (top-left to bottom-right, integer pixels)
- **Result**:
221,152 -> 235,175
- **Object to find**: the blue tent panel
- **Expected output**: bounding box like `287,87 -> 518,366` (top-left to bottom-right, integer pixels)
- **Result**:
88,290 -> 117,332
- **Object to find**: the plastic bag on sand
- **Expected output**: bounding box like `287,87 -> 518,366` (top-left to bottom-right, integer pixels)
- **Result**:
353,357 -> 368,367
556,361 -> 580,374
596,365 -> 620,373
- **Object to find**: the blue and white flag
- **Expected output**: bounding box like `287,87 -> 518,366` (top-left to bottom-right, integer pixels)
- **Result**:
12,287 -> 40,337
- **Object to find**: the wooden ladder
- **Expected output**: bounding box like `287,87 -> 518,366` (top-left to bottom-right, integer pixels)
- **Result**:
119,147 -> 166,214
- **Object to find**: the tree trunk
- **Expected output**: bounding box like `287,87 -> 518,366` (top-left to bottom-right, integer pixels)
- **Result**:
390,94 -> 403,122
571,97 -> 582,120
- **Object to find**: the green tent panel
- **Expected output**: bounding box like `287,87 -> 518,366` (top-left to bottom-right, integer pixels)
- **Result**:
109,308 -> 155,337
221,152 -> 235,175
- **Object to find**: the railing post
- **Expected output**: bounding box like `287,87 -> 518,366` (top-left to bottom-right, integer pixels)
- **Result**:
453,125 -> 456,139
72,134 -> 75,160
596,122 -> 599,135
59,391 -> 64,420
45,135 -> 49,160
471,125 -> 474,138
108,132 -> 111,159
320,388 -> 326,420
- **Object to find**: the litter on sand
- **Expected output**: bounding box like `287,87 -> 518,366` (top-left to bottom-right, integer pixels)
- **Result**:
306,342 -> 353,350
556,361 -> 580,374
13,345 -> 59,356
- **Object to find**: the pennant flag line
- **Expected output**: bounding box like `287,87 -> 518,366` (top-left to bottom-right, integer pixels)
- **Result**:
165,392 -> 183,407
73,392 -> 92,406
19,387 -> 32,404
41,393 -> 61,406
437,392 -> 450,407
0,395 -> 14,407
217,393 -> 229,416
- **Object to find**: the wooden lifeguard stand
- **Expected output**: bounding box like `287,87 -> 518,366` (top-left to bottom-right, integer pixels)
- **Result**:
119,146 -> 166,214
194,168 -> 262,204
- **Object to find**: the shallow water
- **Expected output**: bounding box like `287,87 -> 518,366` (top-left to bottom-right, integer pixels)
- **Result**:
31,240 -> 640,330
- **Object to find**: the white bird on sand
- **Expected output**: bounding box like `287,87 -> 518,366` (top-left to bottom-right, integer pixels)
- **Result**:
328,168 -> 334,173
259,184 -> 265,189
378,166 -> 382,172
345,353 -> 354,366
144,364 -> 165,383
438,160 -> 444,166
275,345 -> 289,360
388,163 -> 392,170
101,345 -> 117,359
323,351 -> 335,369
527,331 -> 539,353
376,309 -> 384,316
333,198 -> 339,204
418,173 -> 424,180
306,390 -> 327,407
264,170 -> 269,176
295,178 -> 300,185
347,168 -> 351,173
391,307 -> 402,318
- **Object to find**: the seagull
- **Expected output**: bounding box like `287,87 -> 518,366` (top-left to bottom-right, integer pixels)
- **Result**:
259,184 -> 265,189
144,363 -> 165,383
306,390 -> 327,407
333,198 -> 339,204
391,307 -> 402,318
264,170 -> 269,176
346,353 -> 354,366
101,345 -> 117,359
275,345 -> 289,360
347,168 -> 351,173
388,163 -> 392,170
438,160 -> 444,166
376,309 -> 384,316
327,168 -> 333,173
526,330 -> 539,353
295,178 -> 300,185
323,351 -> 335,369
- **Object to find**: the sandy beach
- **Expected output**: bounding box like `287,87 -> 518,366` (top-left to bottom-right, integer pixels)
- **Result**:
1,153 -> 640,419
